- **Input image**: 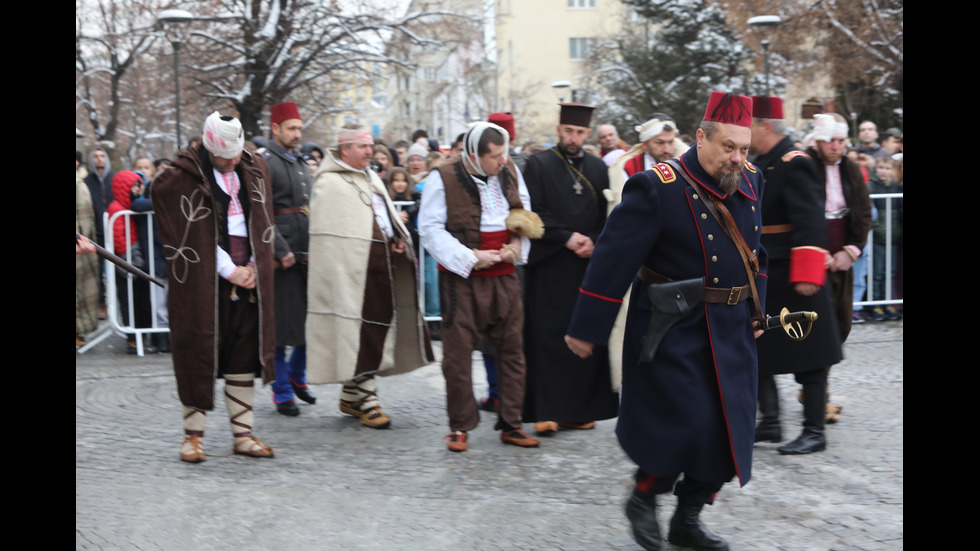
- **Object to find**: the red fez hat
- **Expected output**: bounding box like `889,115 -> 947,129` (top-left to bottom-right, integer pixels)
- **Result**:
270,102 -> 302,125
559,103 -> 596,128
703,92 -> 752,128
751,95 -> 783,120
488,112 -> 516,141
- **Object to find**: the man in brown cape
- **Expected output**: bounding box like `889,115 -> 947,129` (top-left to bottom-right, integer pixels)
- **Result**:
152,112 -> 277,463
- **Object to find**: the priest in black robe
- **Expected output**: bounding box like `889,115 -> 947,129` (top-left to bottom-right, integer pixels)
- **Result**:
522,103 -> 620,434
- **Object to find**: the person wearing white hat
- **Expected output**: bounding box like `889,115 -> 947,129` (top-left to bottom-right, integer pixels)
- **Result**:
151,112 -> 278,463
803,112 -> 872,432
751,98 -> 844,457
606,114 -> 690,215
304,123 -> 434,430
418,121 -> 543,452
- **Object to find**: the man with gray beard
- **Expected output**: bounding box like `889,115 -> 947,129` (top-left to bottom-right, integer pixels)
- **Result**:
565,92 -> 767,551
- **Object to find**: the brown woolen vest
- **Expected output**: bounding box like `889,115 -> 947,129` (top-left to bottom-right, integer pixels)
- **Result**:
436,157 -> 523,250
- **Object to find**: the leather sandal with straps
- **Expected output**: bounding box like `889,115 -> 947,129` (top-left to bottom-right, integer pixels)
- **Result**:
180,435 -> 206,463
339,380 -> 392,428
339,400 -> 392,429
232,434 -> 274,458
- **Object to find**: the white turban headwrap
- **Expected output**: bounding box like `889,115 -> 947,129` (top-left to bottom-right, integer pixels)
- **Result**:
335,125 -> 374,146
202,111 -> 245,158
635,117 -> 677,143
461,122 -> 509,177
812,113 -> 849,142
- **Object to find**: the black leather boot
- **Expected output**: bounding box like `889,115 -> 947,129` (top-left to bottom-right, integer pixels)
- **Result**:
625,487 -> 663,551
668,496 -> 729,550
292,382 -> 317,404
778,380 -> 826,455
777,426 -> 825,455
755,374 -> 782,443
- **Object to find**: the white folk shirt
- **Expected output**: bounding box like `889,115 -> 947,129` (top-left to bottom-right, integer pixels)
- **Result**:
418,166 -> 531,278
213,167 -> 253,279
823,160 -> 862,259
824,160 -> 848,216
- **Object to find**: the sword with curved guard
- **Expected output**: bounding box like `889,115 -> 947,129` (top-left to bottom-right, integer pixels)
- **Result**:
762,307 -> 818,340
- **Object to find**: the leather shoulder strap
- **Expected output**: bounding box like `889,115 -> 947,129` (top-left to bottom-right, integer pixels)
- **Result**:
664,159 -> 764,323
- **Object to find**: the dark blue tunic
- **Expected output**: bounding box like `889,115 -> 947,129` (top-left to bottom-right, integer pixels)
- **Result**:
567,147 -> 767,486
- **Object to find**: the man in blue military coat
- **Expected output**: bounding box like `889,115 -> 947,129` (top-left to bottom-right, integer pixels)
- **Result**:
565,92 -> 766,551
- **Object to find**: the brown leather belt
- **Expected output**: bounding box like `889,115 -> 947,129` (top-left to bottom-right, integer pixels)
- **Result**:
275,206 -> 309,216
638,266 -> 752,306
762,224 -> 792,234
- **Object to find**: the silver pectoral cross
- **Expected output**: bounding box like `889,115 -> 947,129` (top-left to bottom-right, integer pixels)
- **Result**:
573,180 -> 583,195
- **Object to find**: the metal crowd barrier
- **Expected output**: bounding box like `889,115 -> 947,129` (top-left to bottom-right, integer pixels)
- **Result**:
855,192 -> 903,309
392,199 -> 442,323
102,210 -> 168,357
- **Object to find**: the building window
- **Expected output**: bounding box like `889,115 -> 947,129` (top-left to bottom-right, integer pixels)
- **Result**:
568,0 -> 596,8
569,37 -> 596,60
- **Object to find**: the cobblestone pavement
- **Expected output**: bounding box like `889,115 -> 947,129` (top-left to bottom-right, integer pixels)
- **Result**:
77,321 -> 902,551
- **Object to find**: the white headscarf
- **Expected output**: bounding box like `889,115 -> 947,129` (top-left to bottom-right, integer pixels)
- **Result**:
461,121 -> 509,177
202,112 -> 244,158
812,113 -> 849,142
635,117 -> 676,143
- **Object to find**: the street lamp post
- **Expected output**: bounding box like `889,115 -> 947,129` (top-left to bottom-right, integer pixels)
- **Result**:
157,9 -> 195,152
551,80 -> 571,103
761,39 -> 772,94
747,15 -> 782,96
